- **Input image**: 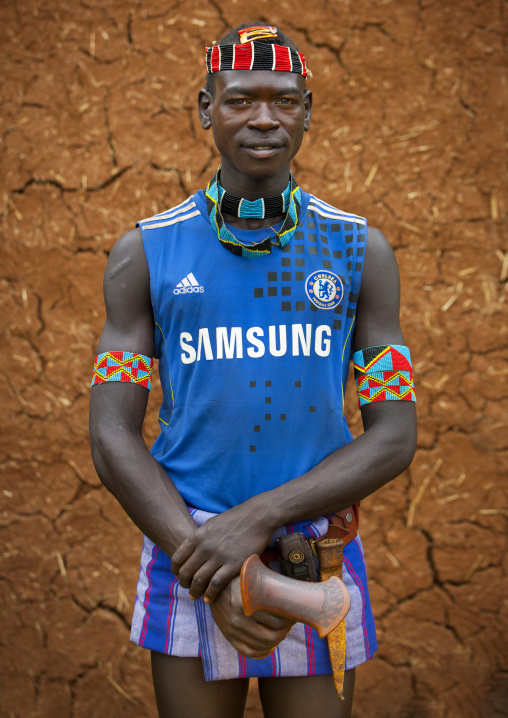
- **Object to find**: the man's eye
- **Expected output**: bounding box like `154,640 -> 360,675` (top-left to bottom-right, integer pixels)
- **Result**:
277,98 -> 297,105
228,98 -> 249,105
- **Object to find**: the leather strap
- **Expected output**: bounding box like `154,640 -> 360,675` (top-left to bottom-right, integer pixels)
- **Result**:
276,532 -> 318,582
325,505 -> 358,545
260,505 -> 358,566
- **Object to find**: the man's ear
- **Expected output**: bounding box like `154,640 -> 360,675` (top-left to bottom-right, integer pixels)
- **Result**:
303,90 -> 313,132
198,88 -> 213,130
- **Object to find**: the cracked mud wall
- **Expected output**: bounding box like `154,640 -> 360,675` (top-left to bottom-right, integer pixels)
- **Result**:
1,1 -> 506,717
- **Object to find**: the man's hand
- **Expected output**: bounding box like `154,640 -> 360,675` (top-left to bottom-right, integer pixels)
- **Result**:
171,501 -> 275,602
209,577 -> 294,658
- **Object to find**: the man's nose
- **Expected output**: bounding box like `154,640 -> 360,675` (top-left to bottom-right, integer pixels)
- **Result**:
247,102 -> 280,131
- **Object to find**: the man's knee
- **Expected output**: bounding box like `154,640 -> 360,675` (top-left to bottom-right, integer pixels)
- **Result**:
151,652 -> 249,718
258,669 -> 355,718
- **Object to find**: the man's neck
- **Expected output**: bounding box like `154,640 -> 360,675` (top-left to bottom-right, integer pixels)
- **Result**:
217,163 -> 291,230
219,164 -> 291,201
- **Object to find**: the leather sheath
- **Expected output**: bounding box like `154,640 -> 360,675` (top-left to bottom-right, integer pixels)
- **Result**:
315,505 -> 358,702
316,536 -> 347,701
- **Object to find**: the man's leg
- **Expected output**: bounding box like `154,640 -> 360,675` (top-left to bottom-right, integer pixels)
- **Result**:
258,668 -> 355,718
151,652 -> 249,718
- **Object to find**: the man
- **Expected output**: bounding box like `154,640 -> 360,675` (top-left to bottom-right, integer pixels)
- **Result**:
90,23 -> 416,718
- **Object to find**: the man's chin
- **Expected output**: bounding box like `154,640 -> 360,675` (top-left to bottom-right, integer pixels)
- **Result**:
236,160 -> 291,182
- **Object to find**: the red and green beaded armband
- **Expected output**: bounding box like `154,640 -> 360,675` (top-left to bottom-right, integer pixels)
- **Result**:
91,352 -> 153,390
353,345 -> 416,408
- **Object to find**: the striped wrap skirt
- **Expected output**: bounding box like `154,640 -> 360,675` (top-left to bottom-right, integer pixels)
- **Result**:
130,509 -> 377,680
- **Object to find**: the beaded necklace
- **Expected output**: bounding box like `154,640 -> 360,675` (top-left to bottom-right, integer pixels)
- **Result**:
205,168 -> 302,259
218,182 -> 291,219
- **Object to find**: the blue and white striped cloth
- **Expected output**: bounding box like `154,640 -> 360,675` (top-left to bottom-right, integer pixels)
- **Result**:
130,509 -> 377,680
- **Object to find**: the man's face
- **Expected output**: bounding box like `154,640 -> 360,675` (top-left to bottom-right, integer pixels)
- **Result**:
199,70 -> 312,186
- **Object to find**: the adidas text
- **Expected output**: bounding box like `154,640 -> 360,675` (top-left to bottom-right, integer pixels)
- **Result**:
174,285 -> 204,294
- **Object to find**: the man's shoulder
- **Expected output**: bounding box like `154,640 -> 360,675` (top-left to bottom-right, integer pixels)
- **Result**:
105,226 -> 150,291
304,192 -> 367,226
137,195 -> 203,233
109,226 -> 144,265
307,193 -> 366,222
364,226 -> 396,263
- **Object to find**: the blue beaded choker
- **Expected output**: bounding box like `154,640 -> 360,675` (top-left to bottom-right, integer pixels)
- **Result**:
218,180 -> 292,219
205,168 -> 302,259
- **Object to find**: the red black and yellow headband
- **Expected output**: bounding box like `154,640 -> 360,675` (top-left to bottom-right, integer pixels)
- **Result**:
205,26 -> 309,78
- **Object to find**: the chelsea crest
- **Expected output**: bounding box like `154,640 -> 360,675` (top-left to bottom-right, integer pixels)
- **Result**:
305,270 -> 344,310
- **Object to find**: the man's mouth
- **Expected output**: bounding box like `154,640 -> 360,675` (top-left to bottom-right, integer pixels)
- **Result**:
242,141 -> 284,158
243,140 -> 284,150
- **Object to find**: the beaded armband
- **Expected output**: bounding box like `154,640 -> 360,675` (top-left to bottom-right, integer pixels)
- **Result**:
91,352 -> 153,390
353,345 -> 416,407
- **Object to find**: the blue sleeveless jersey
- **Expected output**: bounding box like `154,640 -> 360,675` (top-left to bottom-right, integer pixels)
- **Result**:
138,190 -> 367,513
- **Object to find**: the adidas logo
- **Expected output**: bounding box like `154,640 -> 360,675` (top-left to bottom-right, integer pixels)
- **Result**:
173,272 -> 204,295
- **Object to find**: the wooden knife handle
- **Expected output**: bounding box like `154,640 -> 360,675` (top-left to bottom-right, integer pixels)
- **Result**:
240,554 -> 350,638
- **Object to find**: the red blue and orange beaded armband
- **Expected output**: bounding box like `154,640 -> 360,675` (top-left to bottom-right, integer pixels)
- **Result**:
91,352 -> 153,390
353,345 -> 416,408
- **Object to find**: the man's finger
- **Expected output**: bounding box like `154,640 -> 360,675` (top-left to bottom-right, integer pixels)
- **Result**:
171,538 -> 195,576
231,623 -> 290,655
232,641 -> 275,660
187,560 -> 218,600
252,610 -> 295,631
175,552 -> 208,589
231,615 -> 291,646
202,564 -> 238,603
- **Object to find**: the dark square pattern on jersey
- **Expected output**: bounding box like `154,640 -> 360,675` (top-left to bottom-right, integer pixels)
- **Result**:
250,207 -> 367,330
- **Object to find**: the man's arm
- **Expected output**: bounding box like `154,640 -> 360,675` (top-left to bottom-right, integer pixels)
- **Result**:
89,228 -> 198,555
257,226 -> 417,517
90,228 -> 291,656
172,226 -> 417,601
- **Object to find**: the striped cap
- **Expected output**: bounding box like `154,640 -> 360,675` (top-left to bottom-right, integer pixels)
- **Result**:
205,41 -> 309,78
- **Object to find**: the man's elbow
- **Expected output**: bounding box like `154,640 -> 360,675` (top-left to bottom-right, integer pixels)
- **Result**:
364,401 -> 417,476
89,427 -> 114,492
396,432 -> 417,474
389,416 -> 417,476
89,421 -> 138,494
